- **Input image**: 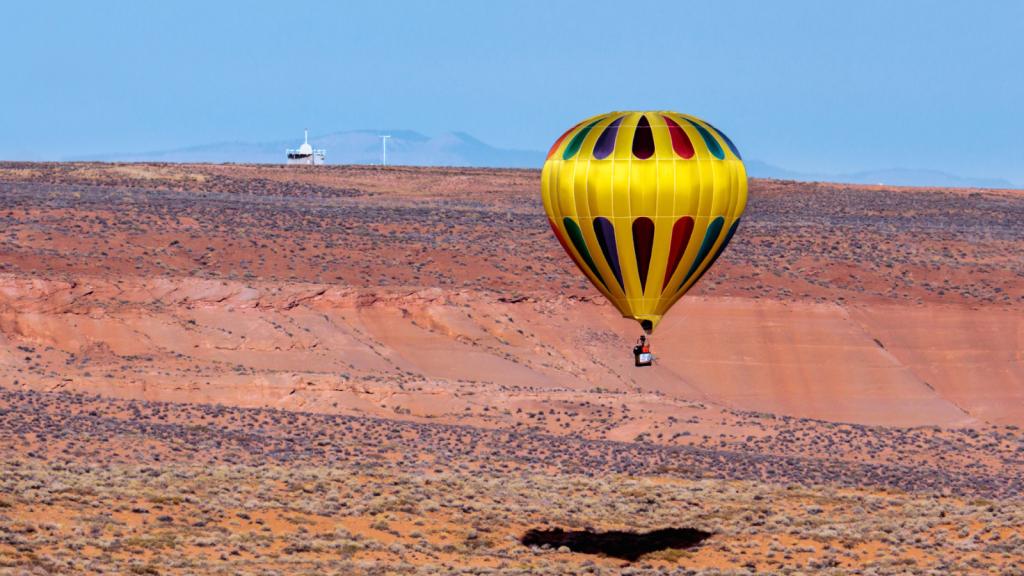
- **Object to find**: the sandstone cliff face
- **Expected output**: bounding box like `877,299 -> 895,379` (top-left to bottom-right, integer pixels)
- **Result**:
2,273 -> 1009,428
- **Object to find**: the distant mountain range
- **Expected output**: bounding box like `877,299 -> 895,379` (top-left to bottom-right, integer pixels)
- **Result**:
744,160 -> 1016,190
63,130 -> 1016,189
68,130 -> 545,169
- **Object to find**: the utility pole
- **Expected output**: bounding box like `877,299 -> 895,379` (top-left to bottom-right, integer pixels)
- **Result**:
379,135 -> 391,166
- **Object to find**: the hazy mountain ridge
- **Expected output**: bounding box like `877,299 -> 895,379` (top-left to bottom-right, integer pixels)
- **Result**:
745,160 -> 1016,190
62,132 -> 1017,189
66,130 -> 546,168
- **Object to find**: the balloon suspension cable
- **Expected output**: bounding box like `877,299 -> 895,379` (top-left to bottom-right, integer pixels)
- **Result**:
650,295 -> 701,337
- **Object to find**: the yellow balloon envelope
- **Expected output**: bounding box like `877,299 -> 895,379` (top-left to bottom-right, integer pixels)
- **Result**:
541,111 -> 747,334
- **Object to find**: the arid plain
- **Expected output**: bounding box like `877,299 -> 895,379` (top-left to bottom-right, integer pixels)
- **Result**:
1,162 -> 1023,575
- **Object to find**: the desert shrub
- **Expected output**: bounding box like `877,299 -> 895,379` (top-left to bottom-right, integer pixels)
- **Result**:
639,548 -> 694,563
337,539 -> 364,555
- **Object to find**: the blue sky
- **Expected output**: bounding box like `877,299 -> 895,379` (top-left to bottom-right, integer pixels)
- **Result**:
2,1 -> 1022,184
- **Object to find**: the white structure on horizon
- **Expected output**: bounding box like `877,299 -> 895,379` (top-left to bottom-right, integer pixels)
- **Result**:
286,130 -> 325,165
379,134 -> 391,166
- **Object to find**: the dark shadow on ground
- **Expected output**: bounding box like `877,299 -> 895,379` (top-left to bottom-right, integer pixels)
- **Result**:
520,527 -> 713,561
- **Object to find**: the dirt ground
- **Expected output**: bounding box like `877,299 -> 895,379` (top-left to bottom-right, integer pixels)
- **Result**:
2,386 -> 1024,575
1,162 -> 1023,574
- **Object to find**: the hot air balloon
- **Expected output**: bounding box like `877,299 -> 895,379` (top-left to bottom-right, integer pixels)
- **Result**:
541,111 -> 746,356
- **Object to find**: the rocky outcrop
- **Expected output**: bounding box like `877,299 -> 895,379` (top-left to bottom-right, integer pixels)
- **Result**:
0,275 -> 449,315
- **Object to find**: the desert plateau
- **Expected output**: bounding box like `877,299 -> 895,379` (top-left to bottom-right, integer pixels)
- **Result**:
2,161 -> 1024,575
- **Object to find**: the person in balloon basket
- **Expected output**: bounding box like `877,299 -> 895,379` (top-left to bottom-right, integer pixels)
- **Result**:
633,335 -> 653,367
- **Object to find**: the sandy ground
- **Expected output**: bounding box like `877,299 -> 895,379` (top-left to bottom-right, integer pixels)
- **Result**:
1,386 -> 1023,575
1,162 -> 1023,574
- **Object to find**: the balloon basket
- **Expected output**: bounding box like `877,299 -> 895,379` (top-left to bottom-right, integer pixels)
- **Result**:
633,336 -> 653,367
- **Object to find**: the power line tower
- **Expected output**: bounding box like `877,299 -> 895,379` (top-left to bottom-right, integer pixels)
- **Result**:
379,135 -> 391,166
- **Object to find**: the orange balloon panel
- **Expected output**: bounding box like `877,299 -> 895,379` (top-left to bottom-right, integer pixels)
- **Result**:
541,111 -> 746,334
